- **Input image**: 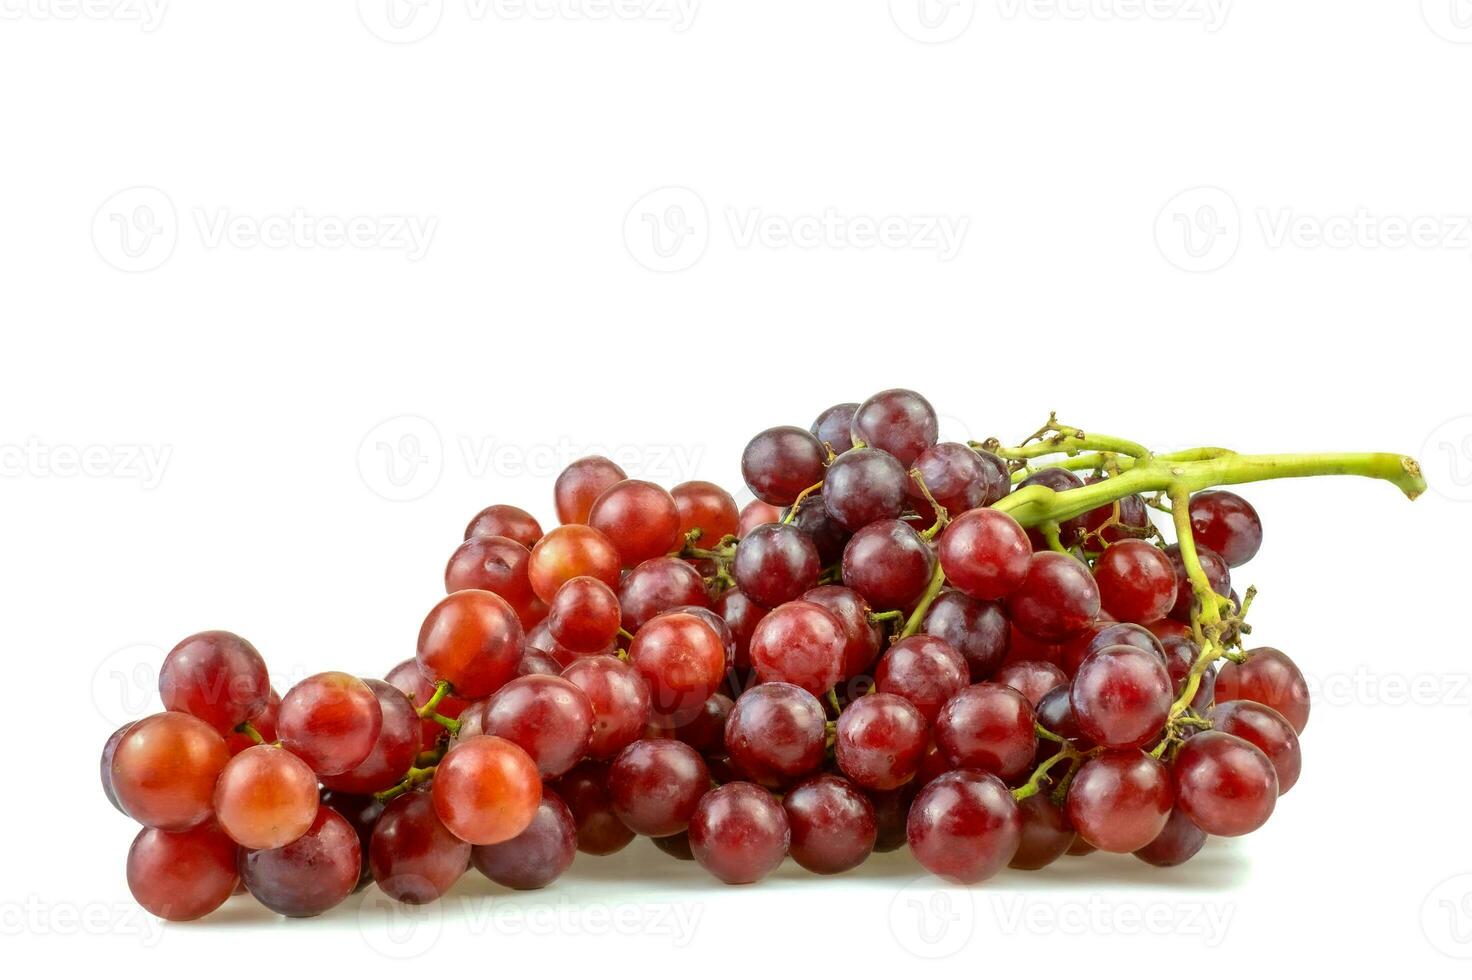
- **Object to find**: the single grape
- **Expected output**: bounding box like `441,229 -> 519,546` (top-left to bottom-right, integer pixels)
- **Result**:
278,671 -> 383,776
783,774 -> 877,875
619,557 -> 710,633
1006,551 -> 1100,641
747,600 -> 846,696
471,789 -> 577,890
1093,541 -> 1177,625
668,606 -> 735,674
240,807 -> 360,917
560,655 -> 651,759
432,734 -> 542,845
922,590 -> 1010,681
528,524 -> 622,604
810,402 -> 859,455
158,630 -> 271,734
319,790 -> 383,891
732,522 -> 821,609
1164,543 -> 1232,622
110,711 -> 230,831
554,456 -> 627,526
1133,806 -> 1208,867
552,759 -> 635,855
1009,793 -> 1076,871
689,782 -> 790,884
629,612 -> 728,725
548,575 -> 622,654
1188,490 -> 1263,567
1062,621 -> 1164,676
1007,624 -> 1065,667
834,693 -> 927,791
1034,685 -> 1092,752
822,448 -> 909,531
518,649 -> 564,677
672,480 -> 740,549
1211,699 -> 1302,794
386,658 -> 469,749
1172,730 -> 1277,836
715,589 -> 767,671
841,519 -> 937,611
802,585 -> 882,679
213,744 -> 319,849
724,682 -> 827,788
1215,647 -> 1310,733
481,674 -> 594,779
445,535 -> 539,625
937,509 -> 1032,601
1070,645 -> 1173,750
738,499 -> 782,537
589,479 -> 683,566
319,679 -> 422,795
1065,750 -> 1173,853
655,690 -> 733,755
369,786 -> 471,904
992,660 -> 1069,708
741,426 -> 827,506
850,389 -> 938,467
909,442 -> 995,518
126,823 -> 239,921
464,504 -> 543,549
906,770 -> 1022,884
934,683 -> 1037,778
416,590 -> 525,700
608,738 -> 711,837
874,634 -> 968,723
785,493 -> 851,565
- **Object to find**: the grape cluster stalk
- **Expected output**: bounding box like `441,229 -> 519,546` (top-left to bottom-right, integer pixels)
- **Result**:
103,391 -> 1426,918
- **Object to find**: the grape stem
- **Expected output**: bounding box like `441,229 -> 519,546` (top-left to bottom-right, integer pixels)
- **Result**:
416,680 -> 462,736
374,765 -> 437,803
233,721 -> 266,745
899,560 -> 948,638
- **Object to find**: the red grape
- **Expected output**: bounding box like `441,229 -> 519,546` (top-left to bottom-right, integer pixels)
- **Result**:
672,480 -> 740,548
842,519 -> 937,611
629,612 -> 727,725
471,789 -> 577,890
445,535 -> 539,623
560,654 -> 651,759
922,590 -> 1010,681
810,402 -> 858,455
715,589 -> 766,671
724,682 -> 827,788
386,658 -> 468,748
992,659 -> 1069,708
589,479 -> 682,566
619,557 -> 710,633
111,711 -> 229,831
240,807 -> 360,917
1065,750 -> 1173,853
783,774 -> 877,875
554,456 -> 627,526
416,590 -> 525,699
1172,730 -> 1277,836
158,630 -> 271,734
528,524 -> 622,603
464,504 -> 543,549
608,738 -> 710,837
1215,647 -> 1310,733
834,693 -> 927,791
822,448 -> 909,531
1093,541 -> 1177,625
1070,645 -> 1173,750
1010,793 -> 1075,870
101,722 -> 132,812
1133,806 -> 1208,867
850,388 -> 938,467
1165,543 -> 1232,622
369,787 -> 471,903
934,683 -> 1037,778
278,671 -> 383,776
741,426 -> 826,506
552,759 -> 635,855
874,634 -> 968,723
906,770 -> 1022,884
482,674 -> 594,778
548,576 -> 622,654
689,782 -> 790,884
224,687 -> 280,756
1188,490 -> 1263,567
937,508 -> 1032,601
747,600 -> 846,696
738,499 -> 782,537
909,442 -> 995,517
213,744 -> 319,849
319,679 -> 422,794
431,734 -> 542,845
1212,699 -> 1301,793
802,585 -> 882,679
126,822 -> 239,921
319,790 -> 382,891
733,522 -> 821,609
1007,551 -> 1100,641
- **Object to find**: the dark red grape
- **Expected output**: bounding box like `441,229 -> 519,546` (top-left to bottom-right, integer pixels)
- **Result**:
714,589 -> 767,671
126,822 -> 239,921
741,426 -> 826,506
1080,480 -> 1153,549
1065,750 -> 1173,853
992,660 -> 1069,708
1018,467 -> 1088,547
464,503 -> 543,549
1165,543 -> 1232,622
319,679 -> 422,795
785,493 -> 851,565
319,790 -> 383,891
1010,793 -> 1075,870
874,634 -> 968,723
834,693 -> 927,790
937,509 -> 1032,601
783,774 -> 877,875
1211,700 -> 1301,794
822,447 -> 909,531
906,770 -> 1022,884
555,456 -> 627,526
445,536 -> 541,628
810,402 -> 859,455
1215,647 -> 1310,733
1062,621 -> 1164,675
747,600 -> 846,696
224,687 -> 280,756
482,674 -> 594,778
1034,685 -> 1092,751
934,683 -> 1037,778
158,630 -> 271,734
802,585 -> 882,679
553,760 -> 636,855
909,442 -> 994,518
369,787 -> 471,903
733,522 -> 821,609
619,557 -> 710,633
921,590 -> 1010,681
111,711 -> 229,831
278,671 -> 383,776
241,807 -> 360,917
1007,552 -> 1100,641
724,682 -> 826,788
471,789 -> 577,890
561,654 -> 651,759
869,786 -> 917,853
1188,490 -> 1263,567
841,519 -> 937,610
101,722 -> 132,812
652,831 -> 695,861
608,738 -> 710,837
689,782 -> 790,884
1093,541 -> 1177,625
1133,806 -> 1208,867
1070,645 -> 1172,750
850,389 -> 938,467
1172,730 -> 1277,836
432,734 -> 542,846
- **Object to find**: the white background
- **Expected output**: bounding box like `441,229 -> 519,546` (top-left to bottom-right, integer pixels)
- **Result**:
3,0 -> 1471,973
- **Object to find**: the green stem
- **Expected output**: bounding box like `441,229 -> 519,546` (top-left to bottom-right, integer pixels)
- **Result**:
1013,745 -> 1079,801
234,721 -> 266,745
374,765 -> 437,803
899,560 -> 948,638
416,680 -> 452,718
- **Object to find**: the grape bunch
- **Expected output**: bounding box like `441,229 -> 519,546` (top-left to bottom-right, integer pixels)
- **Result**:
101,390 -> 1426,918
